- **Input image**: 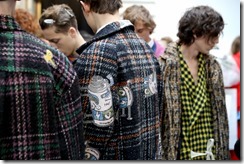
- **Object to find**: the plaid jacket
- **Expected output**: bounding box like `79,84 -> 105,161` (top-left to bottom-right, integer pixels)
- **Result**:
159,42 -> 230,160
0,15 -> 84,160
75,20 -> 163,160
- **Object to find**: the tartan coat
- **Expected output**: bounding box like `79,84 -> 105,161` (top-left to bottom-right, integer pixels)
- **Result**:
0,15 -> 84,160
159,42 -> 230,160
74,20 -> 163,160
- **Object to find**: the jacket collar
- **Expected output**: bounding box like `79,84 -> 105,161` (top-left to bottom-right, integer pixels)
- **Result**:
0,14 -> 22,31
161,41 -> 216,63
76,20 -> 134,54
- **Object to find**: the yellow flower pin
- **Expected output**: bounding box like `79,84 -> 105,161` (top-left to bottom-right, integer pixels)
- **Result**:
44,49 -> 57,69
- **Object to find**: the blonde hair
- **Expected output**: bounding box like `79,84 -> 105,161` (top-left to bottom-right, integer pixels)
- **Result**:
123,5 -> 156,33
161,36 -> 173,44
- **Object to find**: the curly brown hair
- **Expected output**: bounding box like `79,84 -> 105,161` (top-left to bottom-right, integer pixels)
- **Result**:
13,8 -> 43,38
177,5 -> 224,46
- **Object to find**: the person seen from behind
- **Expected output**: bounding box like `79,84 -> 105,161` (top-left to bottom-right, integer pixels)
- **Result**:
14,8 -> 43,38
75,0 -> 163,160
0,0 -> 84,160
229,36 -> 240,160
13,8 -> 49,44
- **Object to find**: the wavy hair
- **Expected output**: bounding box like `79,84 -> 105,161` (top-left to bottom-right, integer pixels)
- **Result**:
123,5 -> 156,34
177,5 -> 224,46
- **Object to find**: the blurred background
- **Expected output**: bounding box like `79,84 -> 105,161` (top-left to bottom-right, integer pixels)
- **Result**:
17,0 -> 240,56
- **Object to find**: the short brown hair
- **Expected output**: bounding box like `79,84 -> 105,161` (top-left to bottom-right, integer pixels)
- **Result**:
81,0 -> 122,14
123,5 -> 156,33
39,4 -> 78,33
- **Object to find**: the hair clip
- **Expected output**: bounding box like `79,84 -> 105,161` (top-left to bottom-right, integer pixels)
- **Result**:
43,19 -> 55,24
64,9 -> 74,18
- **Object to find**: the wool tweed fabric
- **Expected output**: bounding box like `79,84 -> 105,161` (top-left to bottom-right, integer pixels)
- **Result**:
75,20 -> 163,160
159,42 -> 230,160
0,15 -> 84,160
179,52 -> 214,160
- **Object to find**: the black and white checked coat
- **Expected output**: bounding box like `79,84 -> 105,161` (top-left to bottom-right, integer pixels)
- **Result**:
74,20 -> 163,160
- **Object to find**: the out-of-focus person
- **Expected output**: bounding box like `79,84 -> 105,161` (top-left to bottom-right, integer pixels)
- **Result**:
13,8 -> 49,44
230,36 -> 240,115
228,36 -> 240,160
122,5 -> 165,58
14,8 -> 42,38
158,36 -> 173,58
159,36 -> 173,49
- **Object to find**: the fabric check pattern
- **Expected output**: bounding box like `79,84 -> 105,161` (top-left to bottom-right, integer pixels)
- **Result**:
178,51 -> 214,160
75,20 -> 162,160
159,42 -> 229,160
0,15 -> 84,160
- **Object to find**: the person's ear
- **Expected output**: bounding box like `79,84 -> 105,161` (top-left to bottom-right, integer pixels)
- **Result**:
79,1 -> 90,13
68,27 -> 77,38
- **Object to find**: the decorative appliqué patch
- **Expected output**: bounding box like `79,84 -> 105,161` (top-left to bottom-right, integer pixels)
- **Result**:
118,85 -> 133,120
144,72 -> 157,97
88,76 -> 114,127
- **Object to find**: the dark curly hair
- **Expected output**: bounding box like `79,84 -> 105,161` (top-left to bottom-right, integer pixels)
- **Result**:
177,5 -> 224,46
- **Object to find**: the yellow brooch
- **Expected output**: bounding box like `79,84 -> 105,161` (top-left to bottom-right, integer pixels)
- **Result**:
44,49 -> 57,69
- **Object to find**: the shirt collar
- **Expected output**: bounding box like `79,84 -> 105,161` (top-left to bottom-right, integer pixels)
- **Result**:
147,39 -> 154,48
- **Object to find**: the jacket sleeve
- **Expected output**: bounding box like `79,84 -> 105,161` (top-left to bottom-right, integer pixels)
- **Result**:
51,49 -> 85,159
76,42 -> 118,160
